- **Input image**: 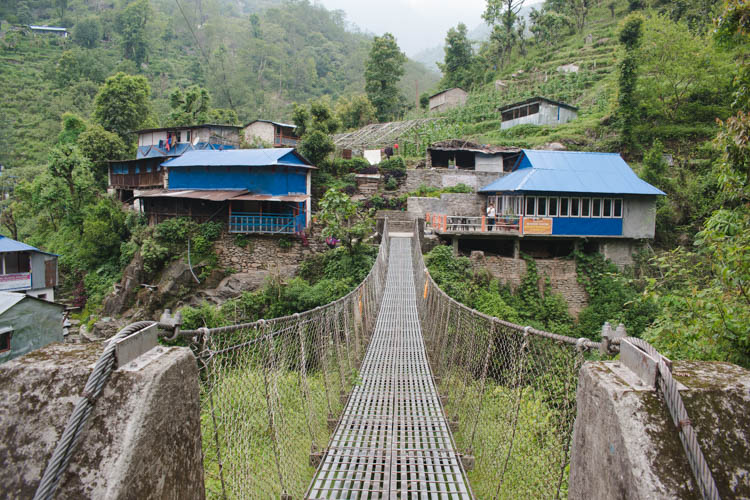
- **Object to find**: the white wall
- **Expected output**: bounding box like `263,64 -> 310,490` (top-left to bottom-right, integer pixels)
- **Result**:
475,153 -> 504,172
243,122 -> 275,144
622,197 -> 656,239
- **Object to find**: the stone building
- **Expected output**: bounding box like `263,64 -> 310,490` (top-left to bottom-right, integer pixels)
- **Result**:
243,120 -> 299,147
499,96 -> 578,130
428,88 -> 468,113
426,139 -> 521,172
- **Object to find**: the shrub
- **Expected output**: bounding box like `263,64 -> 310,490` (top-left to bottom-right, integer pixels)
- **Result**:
379,156 -> 406,178
384,176 -> 398,190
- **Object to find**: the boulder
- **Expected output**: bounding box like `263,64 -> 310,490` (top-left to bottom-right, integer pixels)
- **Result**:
102,251 -> 147,317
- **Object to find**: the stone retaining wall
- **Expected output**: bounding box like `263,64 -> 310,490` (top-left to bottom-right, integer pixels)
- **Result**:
400,168 -> 503,195
471,253 -> 589,316
214,231 -> 328,274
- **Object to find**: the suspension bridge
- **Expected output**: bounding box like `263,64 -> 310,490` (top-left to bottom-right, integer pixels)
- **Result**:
32,221 -> 722,500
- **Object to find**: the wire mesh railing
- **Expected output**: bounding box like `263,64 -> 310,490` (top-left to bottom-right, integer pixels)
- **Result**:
411,230 -> 594,499
198,221 -> 391,499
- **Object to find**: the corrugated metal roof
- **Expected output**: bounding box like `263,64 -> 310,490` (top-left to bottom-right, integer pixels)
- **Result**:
0,292 -> 26,316
479,150 -> 665,195
244,119 -> 298,129
498,96 -> 578,112
132,124 -> 242,134
428,139 -> 521,154
428,87 -> 467,99
0,236 -> 57,255
161,149 -> 315,168
28,25 -> 68,31
135,189 -> 248,201
231,194 -> 309,202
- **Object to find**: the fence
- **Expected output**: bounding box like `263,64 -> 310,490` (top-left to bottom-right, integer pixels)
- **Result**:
198,221 -> 391,499
229,213 -> 304,235
410,231 -> 594,498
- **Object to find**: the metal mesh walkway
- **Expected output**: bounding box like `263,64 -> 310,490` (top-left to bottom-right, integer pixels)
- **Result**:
307,237 -> 472,499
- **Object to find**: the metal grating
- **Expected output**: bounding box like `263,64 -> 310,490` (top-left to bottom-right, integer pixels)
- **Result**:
307,237 -> 472,499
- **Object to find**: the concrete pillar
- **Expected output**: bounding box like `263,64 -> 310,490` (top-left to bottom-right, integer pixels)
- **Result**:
573,239 -> 583,253
452,236 -> 459,256
569,360 -> 750,499
513,238 -> 520,259
0,342 -> 205,499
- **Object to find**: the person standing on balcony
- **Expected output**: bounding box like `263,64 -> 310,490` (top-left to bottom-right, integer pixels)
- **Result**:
486,202 -> 496,231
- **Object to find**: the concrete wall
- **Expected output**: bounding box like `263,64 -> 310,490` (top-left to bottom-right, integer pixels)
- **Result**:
429,88 -> 468,112
407,197 -> 444,219
243,122 -> 275,144
402,168 -> 503,194
0,342 -> 204,499
600,239 -> 639,268
0,297 -> 63,364
622,197 -> 656,239
30,251 -> 56,295
475,153 -> 504,172
570,360 -> 750,499
471,254 -> 589,316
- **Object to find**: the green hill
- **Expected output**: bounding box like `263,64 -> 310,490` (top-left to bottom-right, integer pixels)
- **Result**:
0,0 -> 438,172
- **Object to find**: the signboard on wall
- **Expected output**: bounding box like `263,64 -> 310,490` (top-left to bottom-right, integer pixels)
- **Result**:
0,273 -> 31,291
523,217 -> 553,235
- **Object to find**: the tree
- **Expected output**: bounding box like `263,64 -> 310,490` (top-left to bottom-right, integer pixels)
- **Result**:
168,86 -> 238,126
316,188 -> 375,254
57,113 -> 87,145
529,8 -> 574,47
419,92 -> 430,110
293,98 -> 339,165
48,144 -> 89,199
93,72 -> 151,140
73,17 -> 102,48
438,23 -> 475,90
365,33 -> 406,122
335,94 -> 377,130
616,13 -> 644,148
636,13 -> 731,121
116,0 -> 151,66
77,125 -> 129,188
483,0 -> 525,67
55,0 -> 68,20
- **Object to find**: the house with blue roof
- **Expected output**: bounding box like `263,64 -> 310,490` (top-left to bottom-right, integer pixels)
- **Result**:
425,149 -> 664,266
0,236 -> 58,301
108,124 -> 242,201
135,148 -> 315,235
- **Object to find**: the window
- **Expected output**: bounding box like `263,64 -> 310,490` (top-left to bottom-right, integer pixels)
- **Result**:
614,199 -> 623,218
559,198 -> 569,217
0,328 -> 11,353
592,198 -> 602,217
603,199 -> 612,217
581,198 -> 591,217
537,197 -> 547,216
526,197 -> 536,216
176,131 -> 182,143
185,130 -> 192,143
570,198 -> 580,217
3,252 -> 30,274
548,197 -> 558,217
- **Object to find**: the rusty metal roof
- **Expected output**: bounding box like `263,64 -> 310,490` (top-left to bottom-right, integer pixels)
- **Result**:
231,193 -> 309,202
135,189 -> 248,201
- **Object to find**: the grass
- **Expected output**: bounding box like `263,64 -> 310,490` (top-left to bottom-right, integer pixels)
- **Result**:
201,350 -> 353,498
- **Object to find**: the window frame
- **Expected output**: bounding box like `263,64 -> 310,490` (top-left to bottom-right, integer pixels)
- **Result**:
581,198 -> 591,217
548,197 -> 558,217
603,198 -> 612,218
559,197 -> 569,217
592,198 -> 602,218
0,327 -> 12,353
525,196 -> 536,216
536,196 -> 547,217
570,197 -> 580,217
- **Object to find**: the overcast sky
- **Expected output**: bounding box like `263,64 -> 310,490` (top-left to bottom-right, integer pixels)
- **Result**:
314,0 -> 491,56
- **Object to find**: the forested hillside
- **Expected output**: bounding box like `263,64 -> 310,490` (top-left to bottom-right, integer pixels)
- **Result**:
0,0 -> 438,171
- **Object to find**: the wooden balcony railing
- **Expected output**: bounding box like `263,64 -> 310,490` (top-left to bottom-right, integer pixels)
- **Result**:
426,213 -> 521,234
110,172 -> 163,188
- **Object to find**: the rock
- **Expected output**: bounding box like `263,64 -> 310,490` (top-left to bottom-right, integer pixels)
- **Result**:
103,251 -> 147,317
557,63 -> 580,74
91,318 -> 124,339
541,142 -> 567,151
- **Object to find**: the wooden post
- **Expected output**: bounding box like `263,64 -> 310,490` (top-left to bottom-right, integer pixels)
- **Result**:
481,216 -> 486,232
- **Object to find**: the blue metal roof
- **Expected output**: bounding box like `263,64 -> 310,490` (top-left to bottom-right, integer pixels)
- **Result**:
0,236 -> 57,256
479,149 -> 665,196
162,148 -> 314,169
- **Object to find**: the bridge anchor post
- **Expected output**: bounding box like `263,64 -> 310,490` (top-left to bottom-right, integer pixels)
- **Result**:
460,452 -> 475,471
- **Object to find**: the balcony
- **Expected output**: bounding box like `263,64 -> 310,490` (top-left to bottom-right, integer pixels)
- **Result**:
110,171 -> 164,189
274,135 -> 298,147
426,213 -> 521,235
229,213 -> 305,234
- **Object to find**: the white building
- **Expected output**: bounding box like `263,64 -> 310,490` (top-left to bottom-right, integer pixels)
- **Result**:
499,97 -> 578,130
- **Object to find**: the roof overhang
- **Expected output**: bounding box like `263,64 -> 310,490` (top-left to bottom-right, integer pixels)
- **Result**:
498,96 -> 578,113
135,189 -> 248,201
230,194 -> 309,202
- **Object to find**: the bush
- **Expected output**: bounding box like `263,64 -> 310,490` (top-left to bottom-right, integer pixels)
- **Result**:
384,176 -> 398,190
379,156 -> 406,178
